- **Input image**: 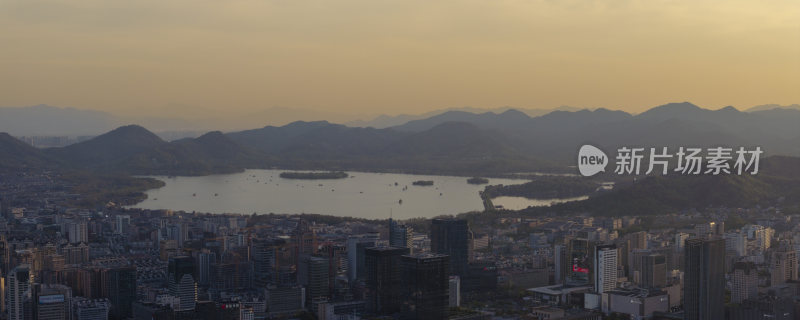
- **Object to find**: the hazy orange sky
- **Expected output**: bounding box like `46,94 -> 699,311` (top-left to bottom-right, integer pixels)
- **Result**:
1,0 -> 798,121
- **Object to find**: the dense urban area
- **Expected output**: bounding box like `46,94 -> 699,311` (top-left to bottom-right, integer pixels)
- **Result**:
0,168 -> 797,320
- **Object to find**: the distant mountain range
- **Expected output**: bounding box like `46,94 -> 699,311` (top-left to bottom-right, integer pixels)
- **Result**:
0,104 -> 201,138
746,104 -> 800,112
386,102 -> 800,161
43,126 -> 262,175
3,101 -> 800,176
3,102 -> 798,138
344,106 -> 581,128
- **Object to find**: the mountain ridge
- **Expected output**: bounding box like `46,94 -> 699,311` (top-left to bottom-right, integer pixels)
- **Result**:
8,101 -> 800,175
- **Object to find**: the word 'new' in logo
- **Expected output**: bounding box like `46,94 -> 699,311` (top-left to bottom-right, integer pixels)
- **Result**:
578,145 -> 608,177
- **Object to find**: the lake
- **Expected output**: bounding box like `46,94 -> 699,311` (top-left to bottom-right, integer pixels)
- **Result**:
130,169 -> 532,219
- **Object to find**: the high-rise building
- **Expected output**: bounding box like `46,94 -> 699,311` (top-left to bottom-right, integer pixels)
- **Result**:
364,247 -> 409,315
725,232 -> 747,256
266,286 -> 304,317
196,251 -> 215,286
628,249 -> 652,284
567,238 -> 596,286
298,255 -> 329,311
770,247 -> 798,285
62,243 -> 90,265
675,233 -> 689,251
626,231 -> 648,250
318,243 -> 346,298
614,239 -> 630,277
731,262 -> 758,304
30,284 -> 72,320
168,256 -> 197,311
600,218 -> 622,230
167,223 -> 187,248
389,219 -> 413,253
430,218 -> 470,277
115,215 -> 130,235
250,238 -> 282,285
400,253 -> 449,320
8,265 -> 30,320
67,221 -> 89,244
554,244 -> 567,285
684,237 -> 725,320
641,254 -> 667,289
101,266 -> 137,319
593,244 -> 617,294
694,222 -> 721,237
346,236 -> 377,282
291,220 -> 317,264
745,225 -> 774,251
211,252 -> 254,291
0,194 -> 9,220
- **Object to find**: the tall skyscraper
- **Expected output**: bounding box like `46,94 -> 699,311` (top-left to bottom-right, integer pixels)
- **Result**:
101,266 -> 137,319
554,244 -> 567,285
593,244 -> 617,293
67,221 -> 88,244
731,262 -> 757,303
400,253 -> 449,320
364,247 -> 409,315
250,238 -> 282,285
567,238 -> 596,286
389,219 -> 413,253
115,215 -> 130,235
675,233 -> 689,251
641,254 -> 667,289
168,256 -> 197,311
0,194 -> 11,220
628,249 -> 652,284
430,218 -> 469,277
211,251 -> 254,291
626,231 -> 648,250
346,236 -> 377,282
167,223 -> 187,248
291,220 -> 317,264
30,284 -> 72,320
62,243 -> 90,265
684,237 -> 725,320
694,222 -> 723,237
298,255 -> 329,311
8,265 -> 30,320
770,246 -> 798,286
196,251 -> 216,286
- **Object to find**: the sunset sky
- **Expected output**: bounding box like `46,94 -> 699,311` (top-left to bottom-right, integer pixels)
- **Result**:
1,0 -> 798,122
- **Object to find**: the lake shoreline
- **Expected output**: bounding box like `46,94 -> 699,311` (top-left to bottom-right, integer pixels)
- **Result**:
129,169 -> 532,219
128,169 -> 589,219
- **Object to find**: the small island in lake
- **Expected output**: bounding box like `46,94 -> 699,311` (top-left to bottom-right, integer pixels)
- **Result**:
467,177 -> 489,184
279,171 -> 349,180
412,180 -> 434,186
